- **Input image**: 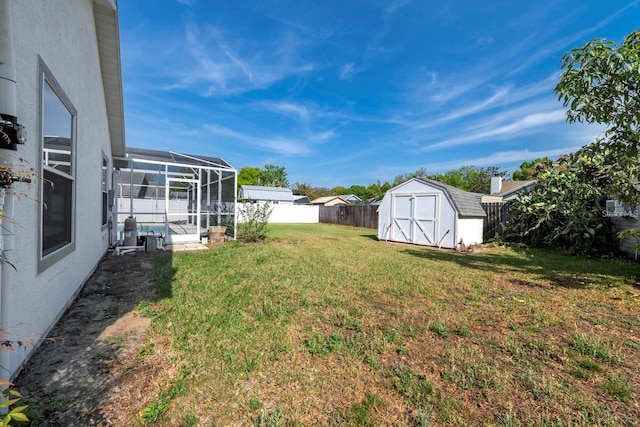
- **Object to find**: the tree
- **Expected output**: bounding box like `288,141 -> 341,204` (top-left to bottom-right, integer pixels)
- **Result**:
257,164 -> 289,188
237,166 -> 262,186
392,167 -> 428,186
429,166 -> 507,194
291,182 -> 311,196
506,29 -> 640,256
507,145 -> 618,256
330,186 -> 348,196
555,29 -> 640,205
512,157 -> 553,181
367,180 -> 392,200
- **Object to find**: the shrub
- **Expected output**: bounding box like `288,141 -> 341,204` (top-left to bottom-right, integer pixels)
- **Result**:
237,202 -> 273,242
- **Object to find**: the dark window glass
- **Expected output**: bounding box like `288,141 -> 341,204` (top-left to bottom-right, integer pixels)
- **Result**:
41,77 -> 74,257
42,169 -> 73,255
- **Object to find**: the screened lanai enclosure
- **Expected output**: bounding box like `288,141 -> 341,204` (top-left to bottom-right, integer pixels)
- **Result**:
113,147 -> 237,244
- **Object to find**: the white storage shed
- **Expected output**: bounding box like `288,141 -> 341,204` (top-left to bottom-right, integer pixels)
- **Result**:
377,178 -> 486,249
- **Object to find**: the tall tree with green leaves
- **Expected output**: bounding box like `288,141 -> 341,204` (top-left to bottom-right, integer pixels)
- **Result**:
429,166 -> 507,194
237,166 -> 262,186
555,28 -> 640,205
257,164 -> 289,188
367,180 -> 392,200
291,182 -> 311,196
512,157 -> 553,181
508,145 -> 619,256
392,167 -> 428,186
507,29 -> 640,256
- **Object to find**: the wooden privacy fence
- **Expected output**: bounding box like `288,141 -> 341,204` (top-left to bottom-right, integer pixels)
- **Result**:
482,202 -> 511,239
319,205 -> 379,229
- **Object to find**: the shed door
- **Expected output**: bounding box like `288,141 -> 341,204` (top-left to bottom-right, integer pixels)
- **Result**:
391,193 -> 439,245
413,194 -> 438,245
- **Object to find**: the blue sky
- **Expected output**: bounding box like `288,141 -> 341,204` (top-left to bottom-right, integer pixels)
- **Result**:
119,0 -> 640,188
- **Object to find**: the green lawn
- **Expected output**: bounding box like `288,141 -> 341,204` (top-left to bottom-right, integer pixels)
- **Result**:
139,224 -> 639,426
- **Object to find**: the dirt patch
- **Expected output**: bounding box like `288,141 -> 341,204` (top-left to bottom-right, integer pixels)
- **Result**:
14,251 -> 167,426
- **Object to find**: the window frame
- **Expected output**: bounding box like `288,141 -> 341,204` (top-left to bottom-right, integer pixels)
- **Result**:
38,57 -> 77,273
101,153 -> 109,229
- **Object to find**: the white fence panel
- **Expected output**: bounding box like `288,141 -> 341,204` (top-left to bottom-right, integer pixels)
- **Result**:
237,203 -> 319,224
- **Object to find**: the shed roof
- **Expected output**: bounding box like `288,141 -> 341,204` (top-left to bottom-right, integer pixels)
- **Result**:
412,178 -> 486,217
239,185 -> 294,202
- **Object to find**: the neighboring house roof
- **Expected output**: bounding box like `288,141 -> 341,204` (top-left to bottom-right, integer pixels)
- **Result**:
311,196 -> 349,205
339,194 -> 362,202
239,185 -> 294,202
293,195 -> 310,204
492,180 -> 536,198
94,0 -> 126,157
414,178 -> 487,217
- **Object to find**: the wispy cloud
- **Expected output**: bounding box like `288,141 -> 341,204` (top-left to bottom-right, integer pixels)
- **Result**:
172,21 -> 316,96
404,65 -> 498,105
338,62 -> 359,80
204,124 -> 312,155
424,146 -> 581,173
260,101 -> 312,122
203,122 -> 335,155
510,1 -> 640,74
419,109 -> 566,152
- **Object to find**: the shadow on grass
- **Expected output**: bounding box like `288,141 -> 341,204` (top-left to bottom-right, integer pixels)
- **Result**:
400,246 -> 639,290
359,233 -> 379,241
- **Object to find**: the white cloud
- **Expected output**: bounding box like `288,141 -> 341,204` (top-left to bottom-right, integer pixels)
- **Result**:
510,1 -> 640,75
204,124 -> 312,155
338,62 -> 358,80
173,22 -> 316,97
424,147 -> 581,173
261,101 -> 312,122
420,109 -> 566,152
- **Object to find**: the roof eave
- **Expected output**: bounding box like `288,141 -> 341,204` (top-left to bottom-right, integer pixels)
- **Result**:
94,1 -> 126,157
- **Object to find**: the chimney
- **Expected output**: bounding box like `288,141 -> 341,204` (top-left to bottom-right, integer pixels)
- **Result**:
490,176 -> 502,195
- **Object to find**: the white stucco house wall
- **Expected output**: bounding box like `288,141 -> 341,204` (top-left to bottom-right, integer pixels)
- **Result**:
377,178 -> 486,249
0,0 -> 125,381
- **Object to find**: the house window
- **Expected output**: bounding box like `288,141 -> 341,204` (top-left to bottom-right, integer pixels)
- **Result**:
39,59 -> 76,271
102,155 -> 109,227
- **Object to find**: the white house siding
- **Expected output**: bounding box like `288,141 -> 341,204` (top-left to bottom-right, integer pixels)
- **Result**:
2,0 -> 117,379
457,218 -> 484,247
